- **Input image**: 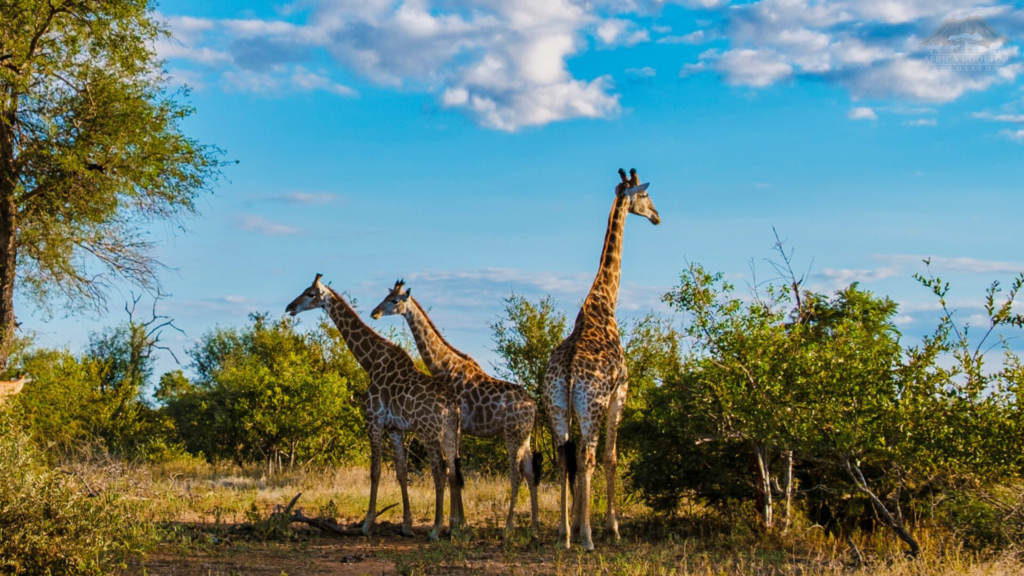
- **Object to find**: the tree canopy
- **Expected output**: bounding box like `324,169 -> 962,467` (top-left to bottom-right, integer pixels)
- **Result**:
0,0 -> 224,368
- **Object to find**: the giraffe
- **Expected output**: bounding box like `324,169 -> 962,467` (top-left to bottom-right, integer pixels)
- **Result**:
286,274 -> 464,540
543,168 -> 660,551
0,374 -> 29,406
370,283 -> 541,534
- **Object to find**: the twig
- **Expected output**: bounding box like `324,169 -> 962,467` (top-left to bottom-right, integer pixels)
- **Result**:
846,535 -> 865,566
60,469 -> 98,497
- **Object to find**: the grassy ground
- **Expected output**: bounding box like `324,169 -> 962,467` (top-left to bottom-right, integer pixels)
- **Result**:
66,459 -> 1021,576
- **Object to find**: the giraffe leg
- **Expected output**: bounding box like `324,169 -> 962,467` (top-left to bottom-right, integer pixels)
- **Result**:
504,427 -> 526,536
577,409 -> 602,552
363,426 -> 384,537
604,382 -> 627,542
519,427 -> 541,531
427,443 -> 447,540
571,468 -> 583,540
389,431 -> 414,537
547,382 -> 572,550
443,416 -> 464,531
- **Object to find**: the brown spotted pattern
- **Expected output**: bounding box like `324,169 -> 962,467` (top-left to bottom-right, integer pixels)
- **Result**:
371,284 -> 539,534
286,274 -> 464,540
542,168 -> 660,551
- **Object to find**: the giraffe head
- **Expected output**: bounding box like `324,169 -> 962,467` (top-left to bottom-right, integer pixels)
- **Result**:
285,273 -> 331,316
617,168 -> 660,225
370,280 -> 412,320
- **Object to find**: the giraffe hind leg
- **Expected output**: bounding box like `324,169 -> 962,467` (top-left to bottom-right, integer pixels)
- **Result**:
389,431 -> 414,537
604,383 -> 628,542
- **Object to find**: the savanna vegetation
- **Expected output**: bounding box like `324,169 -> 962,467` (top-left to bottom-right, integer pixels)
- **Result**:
3,247 -> 1023,574
1,1 -> 1022,575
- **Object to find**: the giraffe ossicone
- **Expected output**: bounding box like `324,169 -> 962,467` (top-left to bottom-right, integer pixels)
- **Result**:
370,280 -> 542,535
286,274 -> 464,540
543,167 -> 660,551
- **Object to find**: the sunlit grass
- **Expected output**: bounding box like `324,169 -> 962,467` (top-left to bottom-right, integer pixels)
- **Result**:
67,459 -> 1024,575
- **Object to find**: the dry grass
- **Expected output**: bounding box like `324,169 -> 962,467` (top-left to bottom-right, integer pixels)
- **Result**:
63,460 -> 1023,576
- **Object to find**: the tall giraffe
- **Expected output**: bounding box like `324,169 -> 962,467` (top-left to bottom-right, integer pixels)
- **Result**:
371,283 -> 541,534
544,168 -> 660,551
286,274 -> 464,540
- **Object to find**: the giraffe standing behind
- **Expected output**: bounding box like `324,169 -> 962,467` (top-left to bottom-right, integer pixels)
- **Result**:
0,374 -> 29,406
371,283 -> 541,534
286,274 -> 464,540
544,168 -> 660,551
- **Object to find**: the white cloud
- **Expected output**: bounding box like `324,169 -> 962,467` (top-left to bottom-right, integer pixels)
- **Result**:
408,268 -> 591,295
236,215 -> 301,236
160,1 -> 1024,129
713,49 -> 793,87
657,30 -> 712,44
159,0 -> 633,131
1002,128 -> 1024,142
290,67 -> 358,97
676,1 -> 1021,105
813,266 -> 900,289
848,106 -> 877,120
902,118 -> 937,126
625,66 -> 657,78
973,111 -> 1024,122
267,192 -> 339,205
875,255 -> 1024,275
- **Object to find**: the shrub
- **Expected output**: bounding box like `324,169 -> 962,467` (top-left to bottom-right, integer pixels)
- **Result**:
165,314 -> 368,469
0,412 -> 151,575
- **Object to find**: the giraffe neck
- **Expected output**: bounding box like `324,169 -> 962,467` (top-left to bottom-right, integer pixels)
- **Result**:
322,288 -> 404,373
584,193 -> 630,317
403,298 -> 483,378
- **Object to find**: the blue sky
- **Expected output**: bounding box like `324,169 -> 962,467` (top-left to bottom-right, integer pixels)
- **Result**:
19,0 -> 1024,376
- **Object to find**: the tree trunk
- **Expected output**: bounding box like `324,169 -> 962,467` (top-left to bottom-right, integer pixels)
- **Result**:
753,443 -> 773,529
782,450 -> 794,533
0,106 -> 18,373
842,457 -> 920,557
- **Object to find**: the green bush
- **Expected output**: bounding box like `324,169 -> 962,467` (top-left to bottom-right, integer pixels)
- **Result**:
164,314 -> 368,469
0,412 -> 151,575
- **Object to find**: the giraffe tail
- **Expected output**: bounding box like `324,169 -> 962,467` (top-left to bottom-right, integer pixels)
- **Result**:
532,451 -> 543,486
562,439 -> 577,496
454,457 -> 465,488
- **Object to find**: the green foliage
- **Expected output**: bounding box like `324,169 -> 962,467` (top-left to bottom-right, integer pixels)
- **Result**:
1,0 -> 225,311
0,412 -> 152,575
7,314 -> 180,459
165,314 -> 368,469
489,294 -> 568,471
625,256 -> 1024,551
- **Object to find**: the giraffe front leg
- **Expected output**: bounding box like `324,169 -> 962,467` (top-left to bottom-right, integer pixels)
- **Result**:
390,431 -> 414,537
604,383 -> 627,543
427,445 -> 447,541
577,415 -> 601,553
548,397 -> 572,549
504,432 -> 525,536
363,426 -> 384,537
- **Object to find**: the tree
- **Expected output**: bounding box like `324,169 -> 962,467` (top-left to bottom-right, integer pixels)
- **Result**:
166,314 -> 368,470
490,294 -> 568,467
0,0 -> 223,369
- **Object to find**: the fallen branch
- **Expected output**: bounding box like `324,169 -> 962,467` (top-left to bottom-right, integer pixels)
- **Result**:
842,458 -> 920,557
60,469 -> 98,497
232,494 -> 401,538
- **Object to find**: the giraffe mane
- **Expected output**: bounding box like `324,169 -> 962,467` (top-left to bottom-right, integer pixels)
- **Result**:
411,297 -> 477,364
